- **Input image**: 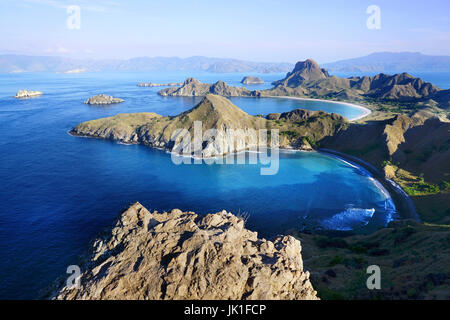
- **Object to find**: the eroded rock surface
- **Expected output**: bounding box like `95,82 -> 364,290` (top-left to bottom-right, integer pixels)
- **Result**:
84,94 -> 124,105
14,89 -> 43,98
55,202 -> 319,300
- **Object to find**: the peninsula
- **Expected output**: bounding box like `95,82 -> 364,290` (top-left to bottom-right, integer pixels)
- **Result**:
71,94 -> 347,157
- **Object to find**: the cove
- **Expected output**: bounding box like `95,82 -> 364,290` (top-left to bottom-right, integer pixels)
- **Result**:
0,71 -> 390,299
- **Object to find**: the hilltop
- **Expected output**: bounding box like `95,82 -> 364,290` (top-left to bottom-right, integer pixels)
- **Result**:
71,94 -> 346,156
158,78 -> 255,97
265,59 -> 444,106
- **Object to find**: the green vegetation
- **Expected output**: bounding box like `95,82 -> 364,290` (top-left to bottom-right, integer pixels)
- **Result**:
403,175 -> 440,196
304,136 -> 319,148
328,255 -> 343,267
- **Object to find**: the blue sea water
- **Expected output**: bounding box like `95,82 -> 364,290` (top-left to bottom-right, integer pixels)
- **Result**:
0,71 -> 404,299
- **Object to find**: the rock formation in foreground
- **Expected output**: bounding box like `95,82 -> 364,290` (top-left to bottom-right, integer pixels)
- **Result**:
54,202 -> 319,300
241,76 -> 264,85
137,82 -> 182,87
14,89 -> 43,98
71,94 -> 346,156
84,94 -> 124,105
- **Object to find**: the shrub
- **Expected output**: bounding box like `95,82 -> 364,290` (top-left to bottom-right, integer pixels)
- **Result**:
328,255 -> 343,267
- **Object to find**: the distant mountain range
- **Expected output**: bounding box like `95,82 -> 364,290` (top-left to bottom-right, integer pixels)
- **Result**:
323,52 -> 450,73
0,55 -> 293,74
2,52 -> 450,74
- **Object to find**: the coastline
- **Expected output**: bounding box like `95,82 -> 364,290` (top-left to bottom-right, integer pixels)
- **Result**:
318,148 -> 420,222
267,95 -> 372,121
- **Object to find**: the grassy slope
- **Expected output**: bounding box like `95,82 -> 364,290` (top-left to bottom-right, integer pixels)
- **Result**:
292,221 -> 450,300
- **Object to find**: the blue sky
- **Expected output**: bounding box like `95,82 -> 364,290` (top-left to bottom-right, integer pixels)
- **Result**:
0,0 -> 449,63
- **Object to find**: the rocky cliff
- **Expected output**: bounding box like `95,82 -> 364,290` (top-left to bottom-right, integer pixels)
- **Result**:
54,202 -> 319,300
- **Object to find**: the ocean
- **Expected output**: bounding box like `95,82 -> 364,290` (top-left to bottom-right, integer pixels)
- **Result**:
1,70 -> 446,299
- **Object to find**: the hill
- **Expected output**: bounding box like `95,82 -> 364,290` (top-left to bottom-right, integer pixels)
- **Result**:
71,94 -> 346,156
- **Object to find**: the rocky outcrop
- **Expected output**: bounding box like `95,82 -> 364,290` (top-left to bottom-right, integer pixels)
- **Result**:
265,59 -> 445,106
54,202 -> 319,300
71,94 -> 347,156
84,94 -> 124,105
241,76 -> 264,85
137,82 -> 182,87
272,59 -> 330,87
14,89 -> 42,98
158,78 -> 255,97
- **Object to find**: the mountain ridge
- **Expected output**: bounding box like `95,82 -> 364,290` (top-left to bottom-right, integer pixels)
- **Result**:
323,52 -> 450,73
0,54 -> 293,74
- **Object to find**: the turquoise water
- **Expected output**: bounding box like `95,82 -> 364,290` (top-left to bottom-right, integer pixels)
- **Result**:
0,71 -> 395,299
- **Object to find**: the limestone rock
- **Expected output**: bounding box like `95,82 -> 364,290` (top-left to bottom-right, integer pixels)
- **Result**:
158,78 -> 255,97
14,89 -> 43,98
137,82 -> 182,87
54,202 -> 319,300
84,94 -> 124,105
241,76 -> 264,85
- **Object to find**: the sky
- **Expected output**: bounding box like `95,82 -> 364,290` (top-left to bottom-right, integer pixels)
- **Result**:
0,0 -> 449,63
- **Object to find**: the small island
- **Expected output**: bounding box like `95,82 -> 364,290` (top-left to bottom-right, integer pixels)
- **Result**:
14,90 -> 43,98
241,76 -> 264,85
137,82 -> 182,87
84,94 -> 124,105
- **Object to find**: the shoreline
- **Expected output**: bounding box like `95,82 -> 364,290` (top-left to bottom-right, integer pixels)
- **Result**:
266,95 -> 372,121
319,148 -> 420,223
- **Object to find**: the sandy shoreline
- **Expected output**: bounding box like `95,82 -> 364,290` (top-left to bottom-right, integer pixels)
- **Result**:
319,148 -> 420,222
267,96 -> 372,121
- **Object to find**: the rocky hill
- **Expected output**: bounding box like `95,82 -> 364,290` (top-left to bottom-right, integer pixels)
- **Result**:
158,78 -> 255,97
265,59 -> 444,105
71,94 -> 346,156
272,59 -> 330,87
155,60 -> 449,110
53,202 -> 319,300
241,76 -> 264,84
84,94 -> 124,105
